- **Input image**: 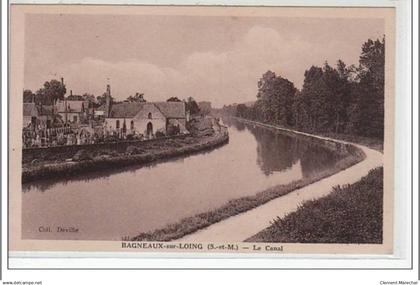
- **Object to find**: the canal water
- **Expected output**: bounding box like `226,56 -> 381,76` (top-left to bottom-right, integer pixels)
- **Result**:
22,118 -> 344,240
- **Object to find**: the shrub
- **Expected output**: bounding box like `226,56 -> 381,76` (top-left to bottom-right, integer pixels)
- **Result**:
126,145 -> 143,155
155,131 -> 165,138
167,124 -> 180,136
103,136 -> 118,143
97,149 -> 110,156
72,149 -> 93,161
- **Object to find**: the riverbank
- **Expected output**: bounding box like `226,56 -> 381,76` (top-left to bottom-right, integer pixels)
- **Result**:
225,116 -> 383,152
22,129 -> 229,183
316,132 -> 383,153
247,167 -> 383,243
131,119 -> 367,242
234,117 -> 384,151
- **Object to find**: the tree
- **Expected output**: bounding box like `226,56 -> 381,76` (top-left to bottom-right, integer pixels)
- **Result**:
23,89 -> 35,103
256,70 -> 276,123
236,104 -> 248,118
221,104 -> 238,117
348,37 -> 385,138
82,93 -> 97,107
292,90 -> 309,131
35,79 -> 66,105
167,97 -> 182,102
292,66 -> 326,131
97,92 -> 114,106
292,62 -> 352,133
127,92 -> 146,103
185,97 -> 200,115
358,37 -> 385,87
256,71 -> 297,126
322,62 -> 345,133
333,60 -> 353,133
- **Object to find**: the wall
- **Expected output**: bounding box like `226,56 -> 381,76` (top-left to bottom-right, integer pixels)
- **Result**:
58,111 -> 83,124
133,103 -> 167,135
133,117 -> 166,135
104,117 -> 166,136
22,134 -> 188,164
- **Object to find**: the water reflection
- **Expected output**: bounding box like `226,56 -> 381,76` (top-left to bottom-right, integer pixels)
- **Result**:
22,117 -> 344,241
223,118 -> 343,177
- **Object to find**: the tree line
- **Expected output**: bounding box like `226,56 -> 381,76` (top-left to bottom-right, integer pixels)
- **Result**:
228,37 -> 385,139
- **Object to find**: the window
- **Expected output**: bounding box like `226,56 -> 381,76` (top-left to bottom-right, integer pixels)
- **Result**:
73,116 -> 78,123
116,120 -> 120,129
148,112 -> 152,119
130,120 -> 134,130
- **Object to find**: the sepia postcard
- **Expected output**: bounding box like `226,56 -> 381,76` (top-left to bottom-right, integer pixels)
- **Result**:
9,4 -> 396,256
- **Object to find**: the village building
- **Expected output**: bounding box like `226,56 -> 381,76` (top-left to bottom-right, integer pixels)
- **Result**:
55,98 -> 89,125
154,101 -> 188,132
104,101 -> 187,138
23,102 -> 55,129
100,85 -> 188,138
23,102 -> 38,128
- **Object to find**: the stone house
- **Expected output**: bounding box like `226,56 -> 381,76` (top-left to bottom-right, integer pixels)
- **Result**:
104,101 -> 187,138
23,103 -> 55,129
56,99 -> 89,125
154,102 -> 188,132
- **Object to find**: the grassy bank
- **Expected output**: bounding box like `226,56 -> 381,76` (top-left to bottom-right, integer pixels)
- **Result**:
131,142 -> 366,242
246,167 -> 383,244
22,132 -> 229,183
319,132 -> 383,153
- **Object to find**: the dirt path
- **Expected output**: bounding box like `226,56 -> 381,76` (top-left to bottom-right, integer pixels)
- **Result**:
176,122 -> 383,243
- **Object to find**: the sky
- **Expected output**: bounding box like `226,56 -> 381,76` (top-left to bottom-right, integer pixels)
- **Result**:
24,14 -> 384,107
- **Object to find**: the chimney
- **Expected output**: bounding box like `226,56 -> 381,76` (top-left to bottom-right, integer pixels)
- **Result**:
70,90 -> 73,96
65,97 -> 68,124
105,84 -> 111,118
61,77 -> 64,86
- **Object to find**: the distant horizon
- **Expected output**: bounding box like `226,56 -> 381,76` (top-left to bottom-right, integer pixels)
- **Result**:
24,14 -> 384,108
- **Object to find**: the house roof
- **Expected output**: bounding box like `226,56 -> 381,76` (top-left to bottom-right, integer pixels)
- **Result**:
23,103 -> 38,117
154,102 -> 185,118
96,104 -> 107,111
67,94 -> 84,101
109,102 -> 147,118
107,101 -> 186,119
